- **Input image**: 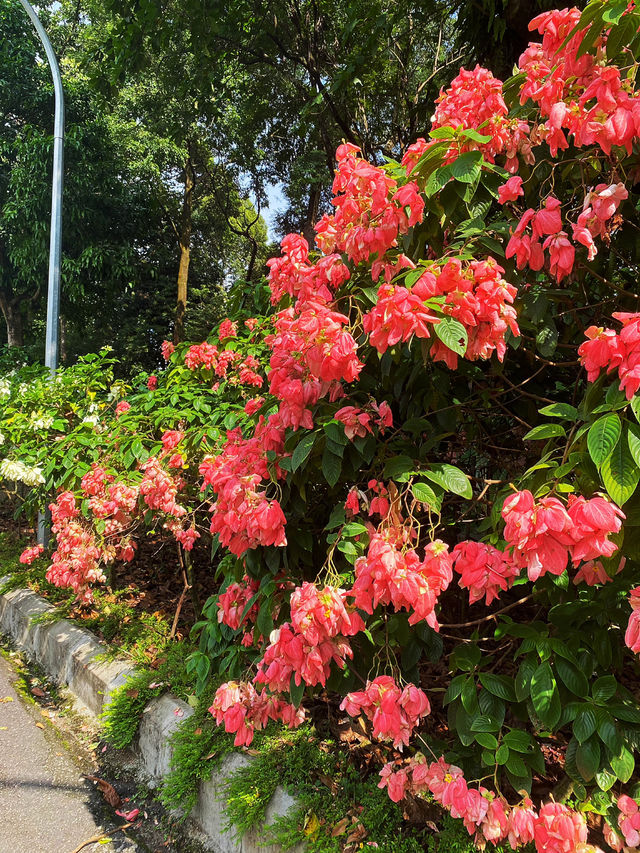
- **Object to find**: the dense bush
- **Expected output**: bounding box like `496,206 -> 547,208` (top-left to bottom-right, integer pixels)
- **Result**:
8,1 -> 640,850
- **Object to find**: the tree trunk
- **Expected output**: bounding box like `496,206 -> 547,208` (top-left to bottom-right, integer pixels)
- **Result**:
0,292 -> 23,347
302,185 -> 320,245
174,145 -> 195,345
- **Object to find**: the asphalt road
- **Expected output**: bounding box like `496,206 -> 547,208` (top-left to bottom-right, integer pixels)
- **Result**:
0,654 -> 133,853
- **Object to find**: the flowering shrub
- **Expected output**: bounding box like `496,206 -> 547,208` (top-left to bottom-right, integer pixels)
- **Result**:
11,0 -> 640,848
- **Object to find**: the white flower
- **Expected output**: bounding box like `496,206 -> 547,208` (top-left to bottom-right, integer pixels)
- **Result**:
0,458 -> 45,486
0,378 -> 11,399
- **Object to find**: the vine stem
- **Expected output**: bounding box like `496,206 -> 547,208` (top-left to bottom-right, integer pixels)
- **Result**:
439,595 -> 533,629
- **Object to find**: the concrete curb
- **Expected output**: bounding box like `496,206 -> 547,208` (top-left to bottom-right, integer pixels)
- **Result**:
0,579 -> 303,853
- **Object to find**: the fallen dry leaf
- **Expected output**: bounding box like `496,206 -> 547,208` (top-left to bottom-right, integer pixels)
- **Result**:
331,817 -> 349,837
31,686 -> 46,698
35,722 -> 45,730
85,775 -> 122,808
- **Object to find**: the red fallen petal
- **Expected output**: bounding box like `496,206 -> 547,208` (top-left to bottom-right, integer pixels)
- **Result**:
115,808 -> 140,821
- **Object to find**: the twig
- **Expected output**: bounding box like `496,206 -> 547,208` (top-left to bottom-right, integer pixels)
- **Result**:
69,824 -> 131,853
440,595 -> 533,629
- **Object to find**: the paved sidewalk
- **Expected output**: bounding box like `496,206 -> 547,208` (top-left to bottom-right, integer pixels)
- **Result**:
0,654 -> 133,853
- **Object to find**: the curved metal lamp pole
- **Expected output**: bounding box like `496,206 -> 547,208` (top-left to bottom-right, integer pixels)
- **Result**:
18,0 -> 64,373
18,1 -> 65,544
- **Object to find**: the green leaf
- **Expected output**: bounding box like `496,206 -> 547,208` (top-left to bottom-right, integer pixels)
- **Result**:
611,746 -> 635,783
450,643 -> 481,672
411,481 -> 440,509
289,673 -> 305,708
631,395 -> 640,423
530,662 -> 561,729
628,422 -> 640,467
536,322 -> 558,357
515,657 -> 536,702
601,431 -> 640,505
524,423 -> 565,440
470,714 -> 500,732
592,675 -> 617,704
496,744 -> 510,764
434,316 -> 468,356
321,447 -> 342,488
479,672 -> 516,701
573,706 -> 598,744
475,732 -> 499,749
503,729 -> 534,753
538,403 -> 578,420
424,463 -> 472,499
450,150 -> 483,183
291,431 -> 316,471
555,658 -> 589,698
588,414 -> 621,467
256,602 -> 273,638
576,737 -> 601,782
506,752 -> 528,777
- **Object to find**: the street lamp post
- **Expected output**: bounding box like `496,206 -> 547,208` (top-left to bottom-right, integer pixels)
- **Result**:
18,0 -> 65,543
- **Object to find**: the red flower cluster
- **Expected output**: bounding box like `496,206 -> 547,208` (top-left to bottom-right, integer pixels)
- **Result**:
315,143 -> 424,266
506,197 -> 575,282
267,300 -> 362,430
502,490 -> 623,582
341,676 -> 430,749
616,795 -> 640,849
209,680 -> 304,747
266,233 -> 350,305
579,312 -> 640,399
19,544 -> 44,564
519,7 -> 640,157
363,257 -> 519,367
218,318 -> 237,338
379,756 -> 592,851
625,586 -> 640,654
452,540 -> 520,605
290,582 -> 364,645
140,456 -> 185,517
200,415 -> 287,556
161,340 -> 175,361
431,66 -> 531,171
46,492 -> 104,602
217,575 -> 260,630
352,529 -> 452,629
254,622 -> 354,691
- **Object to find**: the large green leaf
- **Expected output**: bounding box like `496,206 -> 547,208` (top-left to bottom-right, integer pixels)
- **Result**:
450,150 -> 482,183
573,706 -> 597,744
434,316 -> 468,356
587,414 -> 621,467
601,431 -> 640,504
576,737 -> 601,781
530,662 -> 561,729
424,463 -> 472,499
291,431 -> 316,471
611,746 -> 635,783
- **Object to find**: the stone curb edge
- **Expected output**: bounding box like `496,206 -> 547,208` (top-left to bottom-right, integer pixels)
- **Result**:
0,579 -> 303,853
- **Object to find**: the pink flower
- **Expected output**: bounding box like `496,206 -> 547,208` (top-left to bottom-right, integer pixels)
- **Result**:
618,795 -> 640,848
115,401 -> 131,417
219,318 -> 238,338
335,406 -> 372,440
147,375 -> 158,391
161,340 -> 175,361
502,490 -> 574,581
498,176 -> 524,204
567,495 -> 624,564
341,676 -> 430,749
244,396 -> 264,416
345,488 -> 360,516
20,544 -> 44,565
452,540 -> 519,605
543,231 -> 575,281
507,799 -> 536,849
533,802 -> 587,853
